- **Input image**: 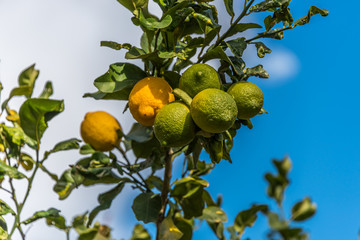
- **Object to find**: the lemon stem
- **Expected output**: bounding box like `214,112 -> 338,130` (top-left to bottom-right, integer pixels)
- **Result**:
173,88 -> 192,107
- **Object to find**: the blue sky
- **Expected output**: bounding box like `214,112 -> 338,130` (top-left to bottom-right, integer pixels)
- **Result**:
0,0 -> 357,239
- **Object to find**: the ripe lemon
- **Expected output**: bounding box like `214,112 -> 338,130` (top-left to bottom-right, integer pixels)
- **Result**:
179,63 -> 221,98
80,111 -> 122,151
129,77 -> 175,126
191,89 -> 237,133
227,81 -> 264,119
154,102 -> 196,147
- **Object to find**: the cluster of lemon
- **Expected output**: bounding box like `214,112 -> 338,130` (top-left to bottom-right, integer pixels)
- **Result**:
80,63 -> 264,152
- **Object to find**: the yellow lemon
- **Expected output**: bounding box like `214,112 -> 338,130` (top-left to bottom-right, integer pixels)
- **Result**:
191,89 -> 237,133
227,81 -> 264,119
154,102 -> 196,147
129,77 -> 175,126
179,63 -> 221,98
80,111 -> 121,151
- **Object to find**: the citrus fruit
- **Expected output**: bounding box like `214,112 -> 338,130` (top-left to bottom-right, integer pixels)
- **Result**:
190,88 -> 237,133
179,63 -> 221,98
80,111 -> 122,151
154,102 -> 196,147
227,81 -> 264,119
129,77 -> 175,126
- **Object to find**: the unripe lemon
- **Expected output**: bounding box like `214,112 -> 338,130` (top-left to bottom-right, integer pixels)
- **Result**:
179,63 -> 221,98
129,77 -> 175,126
154,102 -> 196,147
227,81 -> 264,119
191,89 -> 237,133
80,111 -> 121,152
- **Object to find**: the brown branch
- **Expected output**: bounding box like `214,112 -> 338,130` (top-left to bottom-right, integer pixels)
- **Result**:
156,148 -> 173,240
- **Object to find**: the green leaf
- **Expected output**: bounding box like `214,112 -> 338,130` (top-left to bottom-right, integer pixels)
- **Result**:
223,0 -> 234,17
116,0 -> 148,13
19,152 -> 34,171
139,10 -> 172,30
0,216 -> 8,240
0,200 -> 15,216
174,217 -> 193,240
43,138 -> 81,160
145,175 -> 163,191
294,6 -> 329,26
80,144 -> 96,155
130,224 -> 151,240
243,65 -> 269,79
126,123 -> 153,143
0,161 -> 26,179
226,37 -> 247,58
233,204 -> 268,236
100,41 -> 132,50
267,212 -> 288,230
39,81 -> 53,99
200,206 -> 227,223
46,214 -> 67,230
1,64 -> 39,110
227,23 -> 262,38
254,42 -> 272,58
88,182 -> 126,226
83,89 -> 133,101
273,156 -> 292,177
171,177 -> 208,218
19,98 -> 64,142
53,169 -> 84,200
23,208 -> 61,225
132,192 -> 161,223
291,197 -> 316,222
94,63 -> 147,93
250,0 -> 290,13
159,216 -> 183,240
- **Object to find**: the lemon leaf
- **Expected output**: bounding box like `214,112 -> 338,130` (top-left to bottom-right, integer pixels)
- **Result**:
19,98 -> 64,143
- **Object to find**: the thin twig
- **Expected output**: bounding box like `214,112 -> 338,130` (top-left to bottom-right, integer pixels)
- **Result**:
245,26 -> 294,43
197,0 -> 255,63
116,146 -> 151,192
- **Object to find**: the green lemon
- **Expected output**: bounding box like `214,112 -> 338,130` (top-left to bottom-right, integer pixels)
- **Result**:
190,88 -> 238,133
179,63 -> 221,98
227,81 -> 264,119
154,102 -> 196,147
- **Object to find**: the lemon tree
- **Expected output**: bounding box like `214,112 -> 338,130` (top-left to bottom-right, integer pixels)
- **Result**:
0,1 -> 328,240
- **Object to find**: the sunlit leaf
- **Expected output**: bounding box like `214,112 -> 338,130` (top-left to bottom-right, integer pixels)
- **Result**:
294,6 -> 329,26
94,63 -> 146,93
43,138 -> 81,160
39,81 -> 53,99
130,224 -> 151,240
22,208 -> 61,225
200,206 -> 227,223
159,217 -> 183,240
254,42 -> 272,58
0,200 -> 15,216
0,161 -> 26,179
291,197 -> 316,221
19,98 -> 64,142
